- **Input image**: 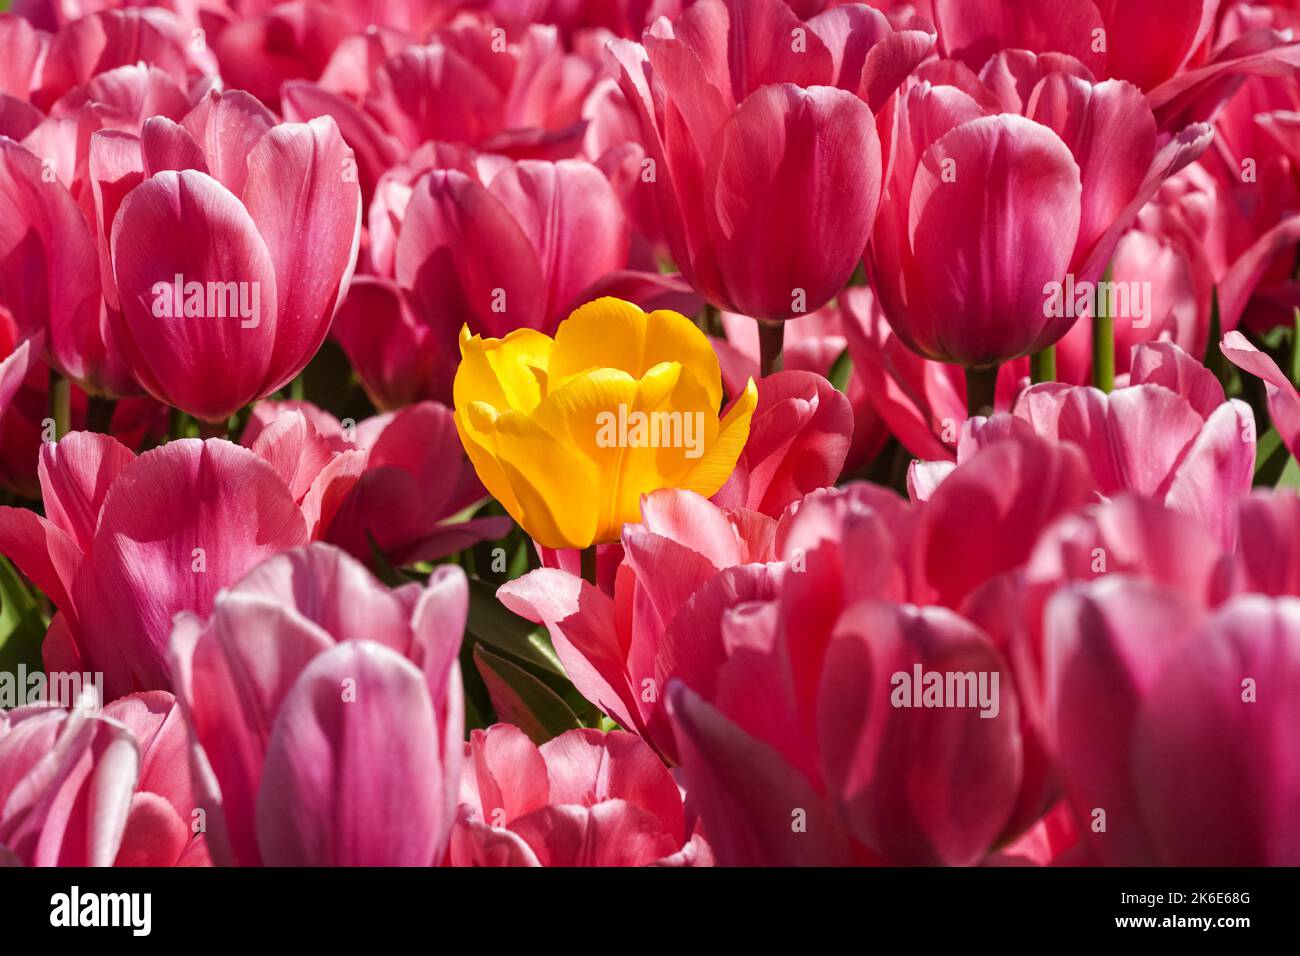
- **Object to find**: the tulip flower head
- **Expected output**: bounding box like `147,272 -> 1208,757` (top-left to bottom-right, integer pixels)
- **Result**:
453,297 -> 758,549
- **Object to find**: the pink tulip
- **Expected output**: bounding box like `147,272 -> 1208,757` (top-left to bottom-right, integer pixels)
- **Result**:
373,155 -> 629,402
242,400 -> 512,566
281,18 -> 610,198
666,481 -> 1026,865
932,0 -> 1300,128
711,370 -> 855,517
499,488 -> 781,760
105,691 -> 211,866
0,687 -> 206,867
869,50 -> 1212,367
913,342 -> 1256,548
99,88 -> 361,422
711,302 -> 889,471
1221,330 -> 1300,458
963,493 -> 1235,837
170,543 -> 466,866
1047,579 -> 1300,864
0,134 -> 138,396
1056,161 -> 1300,381
0,433 -> 308,698
471,0 -> 687,41
839,286 -> 1027,460
0,699 -> 138,866
211,2 -> 354,111
609,0 -> 933,320
33,8 -> 214,112
450,724 -> 709,866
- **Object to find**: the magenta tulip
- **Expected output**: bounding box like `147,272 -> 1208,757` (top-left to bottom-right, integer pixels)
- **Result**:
100,89 -> 360,422
869,50 -> 1212,368
609,0 -> 933,320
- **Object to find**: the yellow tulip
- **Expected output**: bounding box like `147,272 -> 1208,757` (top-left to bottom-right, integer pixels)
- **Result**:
453,297 -> 758,549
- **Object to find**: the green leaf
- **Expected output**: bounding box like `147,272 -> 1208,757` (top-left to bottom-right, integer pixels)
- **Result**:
466,578 -> 564,675
0,556 -> 48,673
1278,453 -> 1300,489
827,346 -> 853,394
472,644 -> 581,744
1255,427 -> 1290,486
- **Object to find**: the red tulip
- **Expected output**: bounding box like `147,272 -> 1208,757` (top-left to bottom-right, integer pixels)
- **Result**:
171,543 -> 465,866
450,725 -> 709,866
609,0 -> 933,320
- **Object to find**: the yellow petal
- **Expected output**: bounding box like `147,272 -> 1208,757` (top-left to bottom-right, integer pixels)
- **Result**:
490,409 -> 600,549
547,297 -> 723,410
681,377 -> 758,498
454,326 -> 553,416
454,402 -> 521,518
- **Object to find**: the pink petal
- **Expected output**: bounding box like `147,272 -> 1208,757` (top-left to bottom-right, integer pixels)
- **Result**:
242,116 -> 361,393
256,641 -> 447,866
907,114 -> 1082,364
37,431 -> 136,553
109,169 -> 282,422
705,83 -> 880,320
80,439 -> 307,696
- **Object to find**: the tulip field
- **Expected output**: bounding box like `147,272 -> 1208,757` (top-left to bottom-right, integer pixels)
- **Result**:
3,0 -> 1300,908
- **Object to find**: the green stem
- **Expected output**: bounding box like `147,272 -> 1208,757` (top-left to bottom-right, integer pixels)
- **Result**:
580,545 -> 599,587
758,319 -> 785,377
1030,346 -> 1056,384
49,371 -> 70,441
168,407 -> 190,442
289,373 -> 305,402
1091,265 -> 1115,392
1291,308 -> 1300,388
965,365 -> 1000,418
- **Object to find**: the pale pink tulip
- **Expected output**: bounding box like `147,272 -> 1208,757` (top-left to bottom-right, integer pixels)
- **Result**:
450,724 -> 709,866
170,543 -> 466,866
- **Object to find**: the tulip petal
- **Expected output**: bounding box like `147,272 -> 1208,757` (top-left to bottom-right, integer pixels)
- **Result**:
109,169 -> 282,421
242,116 -> 361,392
706,84 -> 881,320
256,641 -> 446,866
